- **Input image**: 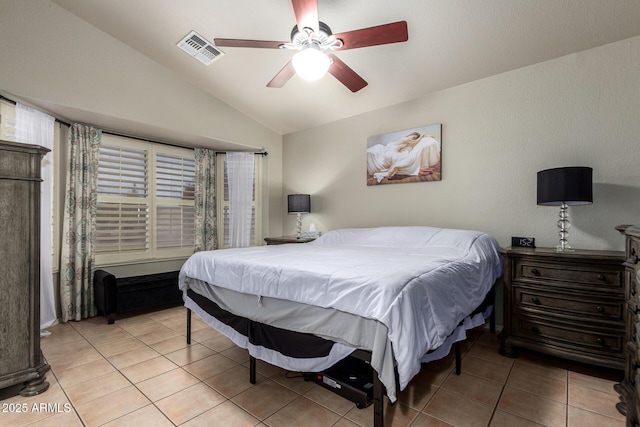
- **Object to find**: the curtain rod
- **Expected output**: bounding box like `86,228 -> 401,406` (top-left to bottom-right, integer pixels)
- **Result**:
215,151 -> 268,156
101,129 -> 189,150
0,95 -> 267,155
0,94 -> 16,104
0,94 -> 71,127
103,130 -> 267,155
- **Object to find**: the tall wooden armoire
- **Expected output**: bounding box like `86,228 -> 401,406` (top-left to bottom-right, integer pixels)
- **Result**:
0,140 -> 51,397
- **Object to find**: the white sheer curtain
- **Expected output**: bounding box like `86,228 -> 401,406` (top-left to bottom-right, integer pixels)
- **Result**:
226,152 -> 254,248
15,103 -> 56,334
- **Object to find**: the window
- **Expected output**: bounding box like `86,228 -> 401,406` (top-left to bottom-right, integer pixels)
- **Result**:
155,151 -> 195,250
216,153 -> 264,248
96,134 -> 195,264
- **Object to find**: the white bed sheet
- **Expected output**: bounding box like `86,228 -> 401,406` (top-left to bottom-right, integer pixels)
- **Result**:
179,226 -> 502,398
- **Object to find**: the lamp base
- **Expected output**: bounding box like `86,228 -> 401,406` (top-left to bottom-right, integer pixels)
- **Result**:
556,244 -> 574,253
296,213 -> 302,239
556,202 -> 572,252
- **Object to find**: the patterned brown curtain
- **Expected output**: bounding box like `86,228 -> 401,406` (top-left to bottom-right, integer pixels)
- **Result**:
59,123 -> 101,321
194,148 -> 217,251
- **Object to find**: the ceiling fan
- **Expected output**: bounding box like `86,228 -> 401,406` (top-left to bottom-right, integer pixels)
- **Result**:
213,0 -> 408,92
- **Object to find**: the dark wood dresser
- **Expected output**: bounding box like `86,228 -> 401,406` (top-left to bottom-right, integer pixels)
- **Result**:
499,246 -> 626,369
614,225 -> 640,426
0,140 -> 51,397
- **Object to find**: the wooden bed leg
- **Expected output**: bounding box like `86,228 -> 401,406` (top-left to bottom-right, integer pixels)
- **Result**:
455,341 -> 461,375
489,309 -> 496,334
249,356 -> 257,384
186,308 -> 192,345
373,372 -> 384,427
489,286 -> 496,334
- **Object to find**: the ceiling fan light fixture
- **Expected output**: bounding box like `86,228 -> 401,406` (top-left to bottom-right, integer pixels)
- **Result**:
212,1 -> 408,91
292,47 -> 331,81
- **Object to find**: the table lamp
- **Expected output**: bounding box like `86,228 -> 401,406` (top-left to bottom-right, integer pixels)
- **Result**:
288,194 -> 310,239
537,167 -> 593,252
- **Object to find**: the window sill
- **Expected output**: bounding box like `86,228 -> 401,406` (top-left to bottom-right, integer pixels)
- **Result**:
95,256 -> 190,269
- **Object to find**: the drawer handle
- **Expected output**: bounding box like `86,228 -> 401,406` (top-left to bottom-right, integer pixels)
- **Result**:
531,325 -> 540,334
596,306 -> 605,314
530,268 -> 540,276
596,337 -> 605,346
531,297 -> 541,305
596,274 -> 605,281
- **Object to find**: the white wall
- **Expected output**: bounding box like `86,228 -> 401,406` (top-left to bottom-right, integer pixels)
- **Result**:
283,36 -> 640,252
0,0 -> 284,239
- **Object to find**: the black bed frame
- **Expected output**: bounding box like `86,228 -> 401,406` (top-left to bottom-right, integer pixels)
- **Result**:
185,286 -> 496,427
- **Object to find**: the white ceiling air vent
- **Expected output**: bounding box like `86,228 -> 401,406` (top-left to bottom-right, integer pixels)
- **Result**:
177,31 -> 224,66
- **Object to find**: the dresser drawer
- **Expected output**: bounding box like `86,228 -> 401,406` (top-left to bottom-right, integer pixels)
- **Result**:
516,260 -> 622,289
514,287 -> 623,321
512,314 -> 624,354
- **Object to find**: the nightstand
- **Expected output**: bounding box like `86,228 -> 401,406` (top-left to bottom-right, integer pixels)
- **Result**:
264,236 -> 316,245
499,246 -> 625,369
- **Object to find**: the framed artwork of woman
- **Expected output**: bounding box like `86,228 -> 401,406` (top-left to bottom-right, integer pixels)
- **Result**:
367,124 -> 441,186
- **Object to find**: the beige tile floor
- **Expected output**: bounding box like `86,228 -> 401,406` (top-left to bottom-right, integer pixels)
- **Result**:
1,305 -> 627,427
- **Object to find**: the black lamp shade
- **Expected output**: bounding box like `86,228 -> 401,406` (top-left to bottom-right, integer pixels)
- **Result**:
537,167 -> 593,206
288,194 -> 310,213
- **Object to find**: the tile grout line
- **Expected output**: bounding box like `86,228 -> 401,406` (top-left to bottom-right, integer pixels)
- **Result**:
108,313 -> 256,426
28,352 -> 83,427
115,316 -> 201,427
485,350 -> 517,427
67,317 -> 179,426
73,319 -> 159,426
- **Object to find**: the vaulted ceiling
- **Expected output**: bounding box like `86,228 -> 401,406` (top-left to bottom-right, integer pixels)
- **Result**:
50,0 -> 640,135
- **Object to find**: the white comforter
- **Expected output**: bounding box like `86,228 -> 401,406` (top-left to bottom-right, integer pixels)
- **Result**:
179,226 -> 502,396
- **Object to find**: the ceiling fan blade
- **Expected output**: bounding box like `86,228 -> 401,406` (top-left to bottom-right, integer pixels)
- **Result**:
292,0 -> 319,33
332,21 -> 408,50
327,54 -> 367,93
214,38 -> 287,49
267,60 -> 296,88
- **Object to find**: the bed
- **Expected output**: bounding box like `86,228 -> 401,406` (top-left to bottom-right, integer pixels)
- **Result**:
179,226 -> 503,425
